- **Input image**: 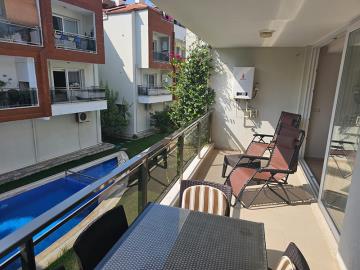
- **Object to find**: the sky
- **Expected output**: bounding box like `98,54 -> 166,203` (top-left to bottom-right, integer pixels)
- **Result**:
125,0 -> 154,6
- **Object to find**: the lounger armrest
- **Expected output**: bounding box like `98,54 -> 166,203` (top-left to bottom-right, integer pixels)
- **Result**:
239,154 -> 270,161
332,140 -> 355,145
258,168 -> 292,174
253,133 -> 273,137
252,133 -> 274,144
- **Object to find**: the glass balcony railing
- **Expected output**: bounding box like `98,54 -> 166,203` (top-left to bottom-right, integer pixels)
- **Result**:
0,111 -> 212,270
153,51 -> 169,62
50,87 -> 106,104
0,88 -> 38,109
0,20 -> 41,46
138,85 -> 171,96
54,30 -> 96,53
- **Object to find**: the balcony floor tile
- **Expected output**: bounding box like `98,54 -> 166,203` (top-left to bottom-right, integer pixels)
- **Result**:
192,149 -> 340,270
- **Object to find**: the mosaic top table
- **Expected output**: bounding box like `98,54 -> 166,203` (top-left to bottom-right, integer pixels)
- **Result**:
96,203 -> 267,270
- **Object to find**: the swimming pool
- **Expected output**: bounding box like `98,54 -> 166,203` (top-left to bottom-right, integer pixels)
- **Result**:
0,157 -> 118,269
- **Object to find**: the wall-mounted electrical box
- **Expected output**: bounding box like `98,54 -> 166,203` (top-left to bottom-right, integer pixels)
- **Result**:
233,67 -> 255,99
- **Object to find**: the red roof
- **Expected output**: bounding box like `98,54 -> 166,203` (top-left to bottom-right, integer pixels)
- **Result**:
104,3 -> 148,14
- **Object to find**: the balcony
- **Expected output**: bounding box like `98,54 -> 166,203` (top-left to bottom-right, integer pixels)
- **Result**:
0,111 -> 339,269
52,0 -> 96,53
153,51 -> 169,62
138,85 -> 172,103
0,20 -> 41,46
54,31 -> 96,53
0,88 -> 38,109
50,87 -> 107,116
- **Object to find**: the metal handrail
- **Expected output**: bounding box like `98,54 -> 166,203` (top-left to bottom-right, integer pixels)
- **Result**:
0,110 -> 212,269
54,30 -> 95,40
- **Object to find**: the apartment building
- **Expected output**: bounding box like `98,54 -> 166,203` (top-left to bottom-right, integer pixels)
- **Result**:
0,0 -> 106,175
101,1 -> 185,137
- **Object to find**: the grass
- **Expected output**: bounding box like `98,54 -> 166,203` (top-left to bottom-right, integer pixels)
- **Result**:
46,249 -> 79,270
104,132 -> 170,158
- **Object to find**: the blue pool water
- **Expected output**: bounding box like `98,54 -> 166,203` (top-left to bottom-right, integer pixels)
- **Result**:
0,158 -> 118,268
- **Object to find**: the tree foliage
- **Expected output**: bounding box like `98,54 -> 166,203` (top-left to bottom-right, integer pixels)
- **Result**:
101,85 -> 129,135
168,41 -> 215,127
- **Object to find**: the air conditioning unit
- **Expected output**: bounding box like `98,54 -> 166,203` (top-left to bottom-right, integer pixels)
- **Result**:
76,112 -> 90,123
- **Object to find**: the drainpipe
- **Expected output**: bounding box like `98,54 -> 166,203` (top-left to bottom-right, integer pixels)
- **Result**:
132,11 -> 138,135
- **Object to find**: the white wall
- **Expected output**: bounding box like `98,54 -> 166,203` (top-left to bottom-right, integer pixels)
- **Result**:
174,24 -> 186,42
0,113 -> 101,175
210,47 -> 306,151
101,12 -> 137,136
135,10 -> 149,68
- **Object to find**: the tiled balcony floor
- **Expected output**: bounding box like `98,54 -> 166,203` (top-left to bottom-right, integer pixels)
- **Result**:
192,149 -> 340,270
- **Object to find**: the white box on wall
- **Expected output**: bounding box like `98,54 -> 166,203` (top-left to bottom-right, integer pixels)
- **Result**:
233,67 -> 255,99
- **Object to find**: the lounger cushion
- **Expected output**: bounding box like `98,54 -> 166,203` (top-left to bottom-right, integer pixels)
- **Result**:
181,185 -> 229,216
229,167 -> 287,195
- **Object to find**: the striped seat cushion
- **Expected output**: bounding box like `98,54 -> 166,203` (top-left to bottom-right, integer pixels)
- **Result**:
181,185 -> 229,216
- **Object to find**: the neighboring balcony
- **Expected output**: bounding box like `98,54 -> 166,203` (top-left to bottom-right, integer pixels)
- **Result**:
50,87 -> 107,116
54,31 -> 96,53
0,55 -> 39,110
138,85 -> 172,104
0,20 -> 42,46
153,51 -> 169,62
152,32 -> 170,63
0,88 -> 38,109
0,0 -> 42,46
52,0 -> 97,53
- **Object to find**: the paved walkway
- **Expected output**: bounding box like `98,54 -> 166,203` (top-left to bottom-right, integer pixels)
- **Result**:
0,143 -> 115,185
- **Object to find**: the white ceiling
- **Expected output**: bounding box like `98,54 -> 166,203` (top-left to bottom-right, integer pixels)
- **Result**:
153,0 -> 360,48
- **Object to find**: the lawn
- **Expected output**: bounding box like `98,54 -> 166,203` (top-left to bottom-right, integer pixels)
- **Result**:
103,132 -> 170,158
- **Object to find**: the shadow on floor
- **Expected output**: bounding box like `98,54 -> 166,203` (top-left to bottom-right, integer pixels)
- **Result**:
266,249 -> 284,269
241,184 -> 317,209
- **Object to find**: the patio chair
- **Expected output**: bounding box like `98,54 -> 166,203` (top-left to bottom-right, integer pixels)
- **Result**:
222,111 -> 301,177
73,205 -> 128,270
180,180 -> 232,216
275,242 -> 310,270
225,125 -> 305,208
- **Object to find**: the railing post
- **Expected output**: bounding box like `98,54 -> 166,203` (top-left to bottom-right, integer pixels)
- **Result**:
208,112 -> 213,143
196,121 -> 201,156
20,239 -> 36,270
177,135 -> 184,179
138,160 -> 149,213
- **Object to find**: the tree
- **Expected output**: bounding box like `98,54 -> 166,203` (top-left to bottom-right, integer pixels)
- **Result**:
168,41 -> 215,127
101,85 -> 129,136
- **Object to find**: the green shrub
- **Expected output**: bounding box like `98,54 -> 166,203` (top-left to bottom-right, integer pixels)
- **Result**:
150,107 -> 175,133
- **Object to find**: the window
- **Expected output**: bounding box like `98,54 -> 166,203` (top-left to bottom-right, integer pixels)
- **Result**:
64,18 -> 78,34
53,16 -> 63,31
143,74 -> 156,87
0,0 -> 5,18
52,15 -> 79,34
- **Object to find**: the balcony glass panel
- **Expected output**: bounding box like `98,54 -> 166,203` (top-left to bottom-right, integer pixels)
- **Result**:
50,87 -> 106,104
0,112 -> 212,269
0,20 -> 41,46
138,85 -> 171,96
0,55 -> 39,109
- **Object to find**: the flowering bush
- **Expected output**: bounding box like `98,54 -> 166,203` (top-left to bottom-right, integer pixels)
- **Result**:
167,41 -> 215,127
